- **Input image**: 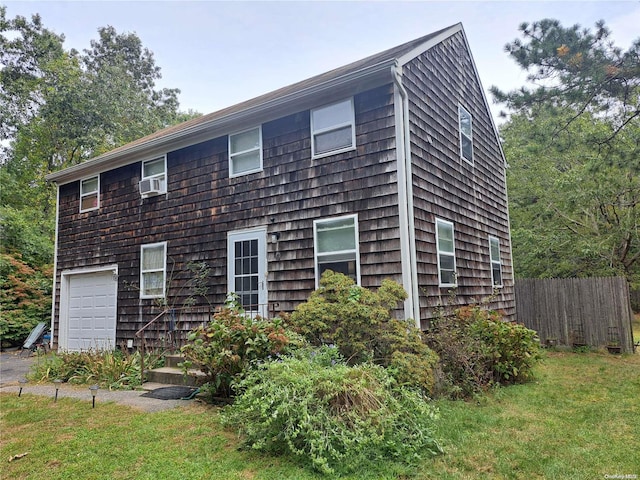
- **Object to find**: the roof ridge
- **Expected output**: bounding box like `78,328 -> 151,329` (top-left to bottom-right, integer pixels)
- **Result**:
47,24 -> 461,182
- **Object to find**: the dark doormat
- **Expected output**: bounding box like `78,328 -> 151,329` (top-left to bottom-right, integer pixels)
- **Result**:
141,386 -> 198,400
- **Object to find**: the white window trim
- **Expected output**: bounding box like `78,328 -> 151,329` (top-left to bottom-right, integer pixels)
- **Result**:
436,218 -> 457,288
227,227 -> 268,316
313,213 -> 361,288
140,155 -> 167,196
140,241 -> 167,299
458,104 -> 473,165
489,235 -> 503,288
311,98 -> 356,159
79,175 -> 100,213
229,126 -> 263,178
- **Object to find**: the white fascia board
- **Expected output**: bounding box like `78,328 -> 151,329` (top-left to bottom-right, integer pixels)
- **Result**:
46,59 -> 396,186
396,24 -> 462,67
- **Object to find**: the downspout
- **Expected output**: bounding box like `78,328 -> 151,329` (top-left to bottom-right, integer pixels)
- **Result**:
392,64 -> 421,328
49,183 -> 60,349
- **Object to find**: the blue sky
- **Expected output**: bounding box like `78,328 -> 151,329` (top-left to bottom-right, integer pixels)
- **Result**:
4,1 -> 640,122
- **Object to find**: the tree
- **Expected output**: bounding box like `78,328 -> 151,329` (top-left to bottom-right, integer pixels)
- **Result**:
1,8 -> 200,233
502,109 -> 639,284
493,19 -> 639,285
0,8 -> 200,343
491,18 -> 640,152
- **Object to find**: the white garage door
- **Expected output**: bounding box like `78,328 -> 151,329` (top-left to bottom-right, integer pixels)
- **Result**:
65,270 -> 117,351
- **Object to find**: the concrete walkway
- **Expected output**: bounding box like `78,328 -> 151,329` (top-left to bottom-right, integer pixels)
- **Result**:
0,351 -> 196,413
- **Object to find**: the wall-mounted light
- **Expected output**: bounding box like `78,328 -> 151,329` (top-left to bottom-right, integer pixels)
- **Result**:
53,379 -> 62,402
89,385 -> 99,408
271,232 -> 280,244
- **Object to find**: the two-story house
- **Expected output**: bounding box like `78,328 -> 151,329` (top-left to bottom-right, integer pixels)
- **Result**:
46,23 -> 514,351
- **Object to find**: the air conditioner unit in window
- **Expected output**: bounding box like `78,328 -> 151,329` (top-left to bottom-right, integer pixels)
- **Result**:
139,177 -> 163,197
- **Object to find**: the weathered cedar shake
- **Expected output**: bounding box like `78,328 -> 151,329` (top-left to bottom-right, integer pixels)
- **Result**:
49,24 -> 516,349
405,32 -> 514,328
52,85 -> 403,346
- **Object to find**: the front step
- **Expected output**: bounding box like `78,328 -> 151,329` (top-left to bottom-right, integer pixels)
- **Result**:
144,355 -> 206,387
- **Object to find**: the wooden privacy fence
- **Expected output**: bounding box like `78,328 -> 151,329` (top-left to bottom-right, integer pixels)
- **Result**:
515,277 -> 635,353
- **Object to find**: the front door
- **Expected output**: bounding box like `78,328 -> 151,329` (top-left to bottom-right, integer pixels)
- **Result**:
227,228 -> 267,316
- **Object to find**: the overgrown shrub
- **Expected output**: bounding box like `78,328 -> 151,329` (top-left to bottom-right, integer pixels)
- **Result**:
424,305 -> 541,399
222,347 -> 442,475
28,349 -> 163,389
0,253 -> 52,347
181,296 -> 302,397
290,271 -> 438,393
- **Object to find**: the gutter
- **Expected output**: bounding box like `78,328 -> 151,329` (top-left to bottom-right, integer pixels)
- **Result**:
46,58 -> 397,185
392,64 -> 421,327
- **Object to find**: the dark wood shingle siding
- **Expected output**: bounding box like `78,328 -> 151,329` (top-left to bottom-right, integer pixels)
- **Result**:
53,84 -> 403,344
403,32 -> 515,326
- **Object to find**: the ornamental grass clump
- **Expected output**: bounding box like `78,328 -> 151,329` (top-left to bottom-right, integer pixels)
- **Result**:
222,347 -> 442,475
28,348 -> 162,389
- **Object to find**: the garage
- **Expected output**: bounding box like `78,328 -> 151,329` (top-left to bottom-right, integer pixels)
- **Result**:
59,267 -> 117,351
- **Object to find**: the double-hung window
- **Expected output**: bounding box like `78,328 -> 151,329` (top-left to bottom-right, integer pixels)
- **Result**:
140,242 -> 166,298
80,176 -> 99,212
314,215 -> 360,287
311,98 -> 356,158
489,236 -> 503,287
229,126 -> 262,177
436,218 -> 457,287
458,105 -> 473,164
140,156 -> 167,196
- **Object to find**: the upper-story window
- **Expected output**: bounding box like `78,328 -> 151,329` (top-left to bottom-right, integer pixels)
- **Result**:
314,214 -> 360,287
458,105 -> 473,164
436,218 -> 457,287
229,126 -> 263,177
140,156 -> 167,197
80,176 -> 99,212
489,236 -> 503,288
311,98 -> 356,158
140,242 -> 166,298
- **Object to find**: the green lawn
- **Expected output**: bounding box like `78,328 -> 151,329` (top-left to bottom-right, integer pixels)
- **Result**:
2,351 -> 639,479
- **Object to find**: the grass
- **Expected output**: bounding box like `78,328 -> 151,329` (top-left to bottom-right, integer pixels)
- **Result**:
2,351 -> 639,479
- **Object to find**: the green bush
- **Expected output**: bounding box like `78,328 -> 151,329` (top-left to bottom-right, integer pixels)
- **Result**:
28,349 -> 163,389
424,305 -> 541,398
0,253 -> 52,347
221,348 -> 442,475
180,297 -> 302,397
290,271 -> 438,393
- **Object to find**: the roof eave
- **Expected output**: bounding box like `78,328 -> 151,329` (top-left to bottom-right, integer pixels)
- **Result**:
46,58 -> 398,185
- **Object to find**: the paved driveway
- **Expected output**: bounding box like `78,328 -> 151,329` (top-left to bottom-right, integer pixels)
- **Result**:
0,350 -> 35,386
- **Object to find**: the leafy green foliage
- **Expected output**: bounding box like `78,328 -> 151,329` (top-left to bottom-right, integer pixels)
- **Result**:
424,305 -> 541,399
221,349 -> 442,475
491,18 -> 639,145
181,296 -> 302,397
502,109 -> 639,285
0,206 -> 53,267
290,271 -> 438,393
28,349 -> 163,389
492,18 -> 639,285
0,8 -> 201,273
0,252 -> 51,346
